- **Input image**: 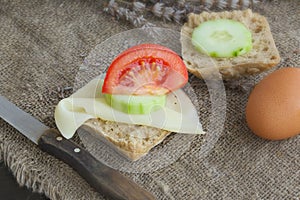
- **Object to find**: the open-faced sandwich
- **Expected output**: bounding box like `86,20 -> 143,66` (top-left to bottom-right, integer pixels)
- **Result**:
181,9 -> 281,79
55,44 -> 204,161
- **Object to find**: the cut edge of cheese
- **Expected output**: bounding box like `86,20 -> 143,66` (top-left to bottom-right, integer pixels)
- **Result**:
54,78 -> 205,139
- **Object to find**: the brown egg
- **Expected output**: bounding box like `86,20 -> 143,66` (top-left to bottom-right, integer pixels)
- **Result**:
246,67 -> 300,140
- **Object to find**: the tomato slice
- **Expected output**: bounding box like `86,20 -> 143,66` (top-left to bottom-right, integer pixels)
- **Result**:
102,44 -> 188,95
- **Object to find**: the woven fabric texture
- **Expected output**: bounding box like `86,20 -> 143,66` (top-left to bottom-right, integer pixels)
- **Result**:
0,0 -> 299,199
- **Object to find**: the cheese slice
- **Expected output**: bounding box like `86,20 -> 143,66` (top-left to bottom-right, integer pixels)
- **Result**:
55,77 -> 205,139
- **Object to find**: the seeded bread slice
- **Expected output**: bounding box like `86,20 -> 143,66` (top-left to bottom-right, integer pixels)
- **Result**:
181,9 -> 281,79
81,118 -> 171,161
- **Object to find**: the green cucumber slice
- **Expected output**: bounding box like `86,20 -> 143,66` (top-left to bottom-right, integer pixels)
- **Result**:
191,19 -> 252,58
104,94 -> 166,114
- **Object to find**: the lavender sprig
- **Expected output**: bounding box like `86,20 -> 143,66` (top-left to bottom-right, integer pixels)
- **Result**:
103,0 -> 263,28
104,0 -> 154,27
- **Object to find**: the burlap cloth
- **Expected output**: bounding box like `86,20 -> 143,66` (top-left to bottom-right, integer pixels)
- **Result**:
0,0 -> 299,199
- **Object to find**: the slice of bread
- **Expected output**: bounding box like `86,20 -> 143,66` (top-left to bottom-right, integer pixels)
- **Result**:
81,118 -> 171,161
181,9 -> 281,79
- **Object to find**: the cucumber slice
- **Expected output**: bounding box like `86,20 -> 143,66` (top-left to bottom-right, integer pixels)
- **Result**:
192,19 -> 252,58
104,94 -> 166,114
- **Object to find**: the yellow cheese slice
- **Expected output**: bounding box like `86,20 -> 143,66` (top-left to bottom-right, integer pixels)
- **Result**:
55,77 -> 205,139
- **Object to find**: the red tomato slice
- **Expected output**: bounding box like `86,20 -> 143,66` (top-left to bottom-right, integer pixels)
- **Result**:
102,44 -> 188,95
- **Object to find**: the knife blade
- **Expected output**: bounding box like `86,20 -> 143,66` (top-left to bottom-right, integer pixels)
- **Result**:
0,95 -> 155,200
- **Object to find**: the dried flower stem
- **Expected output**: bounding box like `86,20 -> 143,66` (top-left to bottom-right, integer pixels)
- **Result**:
103,0 -> 263,27
103,0 -> 154,27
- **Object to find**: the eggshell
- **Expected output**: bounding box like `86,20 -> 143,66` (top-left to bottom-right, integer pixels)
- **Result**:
246,67 -> 300,140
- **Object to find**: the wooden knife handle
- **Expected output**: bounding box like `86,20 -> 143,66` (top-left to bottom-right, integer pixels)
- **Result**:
38,129 -> 155,200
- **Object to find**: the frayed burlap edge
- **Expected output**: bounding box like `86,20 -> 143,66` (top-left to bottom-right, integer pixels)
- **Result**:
0,129 -> 103,200
0,137 -> 60,199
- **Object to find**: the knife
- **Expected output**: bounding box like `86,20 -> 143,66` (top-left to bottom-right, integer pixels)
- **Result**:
0,95 -> 155,200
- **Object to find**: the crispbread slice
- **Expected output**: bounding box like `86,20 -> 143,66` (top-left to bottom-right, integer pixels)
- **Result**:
81,118 -> 171,161
181,9 -> 281,79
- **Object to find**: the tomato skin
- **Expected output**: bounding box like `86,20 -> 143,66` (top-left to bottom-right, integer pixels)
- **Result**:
102,44 -> 188,95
